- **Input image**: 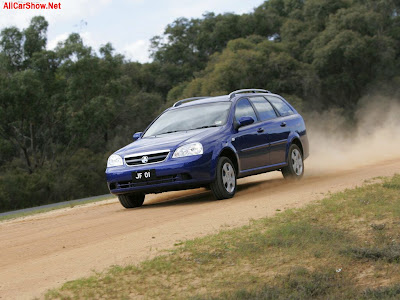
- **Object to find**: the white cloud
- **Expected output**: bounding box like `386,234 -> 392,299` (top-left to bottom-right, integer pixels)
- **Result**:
165,0 -> 258,22
47,32 -> 69,49
80,31 -> 102,50
122,40 -> 151,63
0,0 -> 111,29
47,31 -> 103,51
47,33 -> 152,62
1,0 -> 262,63
47,30 -> 114,57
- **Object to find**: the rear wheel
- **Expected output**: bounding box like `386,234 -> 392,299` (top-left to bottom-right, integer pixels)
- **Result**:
210,156 -> 237,200
282,144 -> 304,180
118,193 -> 145,208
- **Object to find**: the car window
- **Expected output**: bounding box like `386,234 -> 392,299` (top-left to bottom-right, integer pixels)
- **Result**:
249,96 -> 277,121
235,98 -> 257,122
143,102 -> 231,137
266,96 -> 294,117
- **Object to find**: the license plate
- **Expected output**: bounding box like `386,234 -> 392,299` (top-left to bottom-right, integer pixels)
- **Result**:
132,169 -> 156,182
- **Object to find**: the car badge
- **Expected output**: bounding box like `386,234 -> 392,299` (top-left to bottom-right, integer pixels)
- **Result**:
141,156 -> 149,164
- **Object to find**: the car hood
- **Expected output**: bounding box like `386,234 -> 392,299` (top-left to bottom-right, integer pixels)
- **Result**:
115,127 -> 221,156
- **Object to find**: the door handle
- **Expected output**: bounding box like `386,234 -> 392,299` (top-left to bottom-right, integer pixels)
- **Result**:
280,122 -> 286,127
257,128 -> 264,133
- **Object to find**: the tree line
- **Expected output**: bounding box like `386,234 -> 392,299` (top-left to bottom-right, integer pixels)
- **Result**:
1,0 -> 399,212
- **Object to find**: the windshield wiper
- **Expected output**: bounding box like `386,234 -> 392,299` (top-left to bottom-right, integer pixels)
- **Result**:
192,125 -> 219,130
156,125 -> 218,136
157,130 -> 181,136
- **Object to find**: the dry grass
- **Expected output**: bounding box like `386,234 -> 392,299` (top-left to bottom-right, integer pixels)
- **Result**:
44,174 -> 400,299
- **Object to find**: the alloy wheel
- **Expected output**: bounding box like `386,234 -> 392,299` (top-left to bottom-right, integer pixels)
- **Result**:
291,149 -> 303,176
222,162 -> 235,193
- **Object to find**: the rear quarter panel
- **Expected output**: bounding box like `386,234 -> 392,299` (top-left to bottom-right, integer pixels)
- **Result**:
287,115 -> 309,161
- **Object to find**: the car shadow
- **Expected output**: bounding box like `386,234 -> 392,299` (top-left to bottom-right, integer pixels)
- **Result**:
140,178 -> 285,209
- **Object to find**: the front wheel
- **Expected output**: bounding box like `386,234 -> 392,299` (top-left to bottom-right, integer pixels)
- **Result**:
282,144 -> 304,180
210,156 -> 237,200
118,193 -> 145,208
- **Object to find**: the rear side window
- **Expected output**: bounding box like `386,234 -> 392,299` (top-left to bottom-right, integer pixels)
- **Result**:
266,96 -> 294,116
249,96 -> 277,121
235,99 -> 257,122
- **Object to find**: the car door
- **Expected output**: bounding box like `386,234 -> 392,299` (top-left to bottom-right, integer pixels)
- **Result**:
231,98 -> 269,171
265,95 -> 294,165
247,96 -> 279,165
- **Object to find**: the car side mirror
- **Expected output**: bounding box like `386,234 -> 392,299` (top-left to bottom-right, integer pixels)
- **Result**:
238,116 -> 255,127
133,132 -> 142,141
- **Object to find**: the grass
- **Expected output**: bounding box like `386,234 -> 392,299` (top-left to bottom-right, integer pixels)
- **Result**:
44,174 -> 400,299
344,244 -> 400,263
0,195 -> 113,222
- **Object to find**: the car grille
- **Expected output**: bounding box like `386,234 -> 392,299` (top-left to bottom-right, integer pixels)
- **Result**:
109,173 -> 192,190
125,151 -> 170,166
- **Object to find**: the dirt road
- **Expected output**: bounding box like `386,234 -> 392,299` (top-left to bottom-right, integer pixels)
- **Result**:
1,158 -> 399,299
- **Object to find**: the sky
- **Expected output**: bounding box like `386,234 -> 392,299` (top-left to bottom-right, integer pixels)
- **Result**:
0,0 -> 264,63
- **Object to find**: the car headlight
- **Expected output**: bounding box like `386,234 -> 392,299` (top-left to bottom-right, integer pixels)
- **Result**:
107,154 -> 123,167
172,142 -> 203,158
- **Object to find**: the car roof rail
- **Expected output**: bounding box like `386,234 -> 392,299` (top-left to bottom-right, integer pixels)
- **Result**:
229,89 -> 270,99
172,96 -> 211,107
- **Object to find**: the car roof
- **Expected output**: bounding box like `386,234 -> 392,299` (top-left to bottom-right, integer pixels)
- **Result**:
171,92 -> 280,109
170,95 -> 231,109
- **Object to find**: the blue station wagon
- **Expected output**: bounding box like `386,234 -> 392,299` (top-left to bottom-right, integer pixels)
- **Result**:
106,89 -> 309,208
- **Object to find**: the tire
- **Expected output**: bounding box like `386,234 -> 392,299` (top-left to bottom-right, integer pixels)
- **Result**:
282,144 -> 304,180
210,156 -> 237,200
118,193 -> 145,208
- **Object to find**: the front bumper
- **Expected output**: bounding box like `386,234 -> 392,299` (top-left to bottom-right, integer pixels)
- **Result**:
106,153 -> 213,195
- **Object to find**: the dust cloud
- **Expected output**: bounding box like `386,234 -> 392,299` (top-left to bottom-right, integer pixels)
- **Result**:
305,96 -> 400,175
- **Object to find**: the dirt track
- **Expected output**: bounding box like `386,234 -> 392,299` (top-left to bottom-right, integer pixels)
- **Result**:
1,158 -> 400,299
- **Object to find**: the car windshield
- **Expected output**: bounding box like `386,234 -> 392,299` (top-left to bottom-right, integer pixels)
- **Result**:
143,102 -> 231,137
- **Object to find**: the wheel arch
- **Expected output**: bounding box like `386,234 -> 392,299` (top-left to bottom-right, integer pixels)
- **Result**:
291,138 -> 303,156
218,147 -> 239,175
286,133 -> 304,162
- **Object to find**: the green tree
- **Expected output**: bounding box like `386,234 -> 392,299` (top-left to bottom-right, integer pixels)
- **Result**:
23,16 -> 48,62
1,1 -> 400,212
0,27 -> 24,71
